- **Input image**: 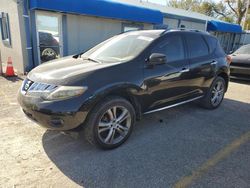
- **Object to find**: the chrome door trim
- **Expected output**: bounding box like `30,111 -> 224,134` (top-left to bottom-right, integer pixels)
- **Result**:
179,68 -> 190,73
143,96 -> 203,115
210,61 -> 218,65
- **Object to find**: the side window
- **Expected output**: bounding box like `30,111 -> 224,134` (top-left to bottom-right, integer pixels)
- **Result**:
0,12 -> 11,46
152,35 -> 185,62
186,34 -> 209,58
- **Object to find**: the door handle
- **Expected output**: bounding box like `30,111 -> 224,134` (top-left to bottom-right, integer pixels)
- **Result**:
211,61 -> 218,65
179,68 -> 190,73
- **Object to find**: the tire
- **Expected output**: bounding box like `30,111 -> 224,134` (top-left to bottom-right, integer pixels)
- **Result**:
200,76 -> 226,109
41,48 -> 57,62
82,96 -> 136,149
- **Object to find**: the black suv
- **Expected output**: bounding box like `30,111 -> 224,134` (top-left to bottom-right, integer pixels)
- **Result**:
18,30 -> 230,149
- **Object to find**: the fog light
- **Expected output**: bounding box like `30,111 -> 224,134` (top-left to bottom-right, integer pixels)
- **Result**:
50,119 -> 64,127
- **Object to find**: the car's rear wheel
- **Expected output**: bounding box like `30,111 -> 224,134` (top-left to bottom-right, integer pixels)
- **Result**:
83,96 -> 136,149
200,76 -> 226,109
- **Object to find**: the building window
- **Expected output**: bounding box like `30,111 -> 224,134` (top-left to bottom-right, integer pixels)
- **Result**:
0,12 -> 11,46
122,23 -> 143,32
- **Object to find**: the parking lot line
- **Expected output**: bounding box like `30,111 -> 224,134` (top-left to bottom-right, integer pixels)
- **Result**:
173,131 -> 250,188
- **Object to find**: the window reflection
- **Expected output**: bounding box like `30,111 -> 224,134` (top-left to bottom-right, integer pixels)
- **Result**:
36,14 -> 60,63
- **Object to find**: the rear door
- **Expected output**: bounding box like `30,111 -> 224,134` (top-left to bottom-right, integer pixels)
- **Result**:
143,33 -> 192,111
184,33 -> 216,95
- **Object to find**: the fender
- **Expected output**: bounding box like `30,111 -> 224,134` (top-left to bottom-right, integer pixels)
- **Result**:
79,82 -> 145,120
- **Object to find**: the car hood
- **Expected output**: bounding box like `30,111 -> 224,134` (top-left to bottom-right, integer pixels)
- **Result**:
230,54 -> 250,64
28,56 -> 118,85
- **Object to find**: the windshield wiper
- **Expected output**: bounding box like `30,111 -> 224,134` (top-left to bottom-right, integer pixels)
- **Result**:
82,57 -> 101,64
72,52 -> 84,59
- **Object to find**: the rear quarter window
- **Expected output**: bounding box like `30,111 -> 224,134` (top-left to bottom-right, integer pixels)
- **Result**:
204,36 -> 217,53
215,41 -> 226,57
186,33 -> 209,58
204,35 -> 225,56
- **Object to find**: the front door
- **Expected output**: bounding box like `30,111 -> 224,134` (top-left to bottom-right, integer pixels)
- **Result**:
36,12 -> 62,64
143,33 -> 192,112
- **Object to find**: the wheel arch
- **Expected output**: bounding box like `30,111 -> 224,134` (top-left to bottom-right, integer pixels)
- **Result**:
105,89 -> 142,120
217,72 -> 229,92
83,84 -> 143,121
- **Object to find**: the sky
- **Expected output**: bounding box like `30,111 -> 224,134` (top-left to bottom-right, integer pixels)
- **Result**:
147,0 -> 167,5
145,0 -> 220,6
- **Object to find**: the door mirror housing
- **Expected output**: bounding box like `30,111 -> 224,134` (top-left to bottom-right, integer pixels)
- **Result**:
148,53 -> 166,66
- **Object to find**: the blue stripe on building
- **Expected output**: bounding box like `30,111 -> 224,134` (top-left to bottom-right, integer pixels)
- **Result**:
207,20 -> 242,33
29,0 -> 163,24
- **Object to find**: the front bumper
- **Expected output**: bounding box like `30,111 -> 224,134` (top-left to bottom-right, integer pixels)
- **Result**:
18,90 -> 88,131
230,65 -> 250,80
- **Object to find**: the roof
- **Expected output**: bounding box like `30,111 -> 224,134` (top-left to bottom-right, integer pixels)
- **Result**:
126,29 -> 211,37
29,0 -> 163,24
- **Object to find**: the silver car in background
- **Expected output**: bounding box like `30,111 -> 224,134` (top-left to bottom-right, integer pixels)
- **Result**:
230,44 -> 250,80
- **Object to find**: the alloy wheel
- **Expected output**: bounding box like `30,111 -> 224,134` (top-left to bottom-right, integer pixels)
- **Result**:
97,106 -> 132,145
211,80 -> 225,107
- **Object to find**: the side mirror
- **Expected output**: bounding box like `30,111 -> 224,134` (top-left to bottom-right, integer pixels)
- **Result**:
148,53 -> 166,66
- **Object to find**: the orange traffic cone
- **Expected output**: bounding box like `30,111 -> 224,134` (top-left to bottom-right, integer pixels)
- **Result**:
5,57 -> 15,77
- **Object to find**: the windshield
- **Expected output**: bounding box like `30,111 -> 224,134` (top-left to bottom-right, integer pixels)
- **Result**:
82,32 -> 157,63
234,45 -> 250,55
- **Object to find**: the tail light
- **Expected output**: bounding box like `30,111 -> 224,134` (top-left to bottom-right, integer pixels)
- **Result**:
226,55 -> 232,65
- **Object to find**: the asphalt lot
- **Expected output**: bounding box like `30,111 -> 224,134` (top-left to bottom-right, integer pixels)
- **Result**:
0,76 -> 250,188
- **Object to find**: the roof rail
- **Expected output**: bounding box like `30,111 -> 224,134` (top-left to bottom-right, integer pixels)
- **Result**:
160,28 -> 171,36
161,28 -> 210,35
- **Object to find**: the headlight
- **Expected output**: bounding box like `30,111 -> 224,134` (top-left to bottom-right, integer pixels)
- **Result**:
44,86 -> 87,101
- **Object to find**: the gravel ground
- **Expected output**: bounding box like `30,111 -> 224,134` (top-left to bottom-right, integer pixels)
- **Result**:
0,76 -> 249,188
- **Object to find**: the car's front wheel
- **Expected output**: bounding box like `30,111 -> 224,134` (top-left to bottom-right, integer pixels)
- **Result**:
201,76 -> 226,109
83,96 -> 136,149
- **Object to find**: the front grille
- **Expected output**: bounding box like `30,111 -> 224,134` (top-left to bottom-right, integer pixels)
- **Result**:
231,62 -> 250,68
28,82 -> 57,92
22,79 -> 57,93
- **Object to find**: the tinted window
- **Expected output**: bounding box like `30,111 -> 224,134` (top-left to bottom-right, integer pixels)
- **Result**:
186,34 -> 209,58
0,12 -> 11,46
152,35 -> 185,62
204,36 -> 217,53
215,41 -> 226,56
